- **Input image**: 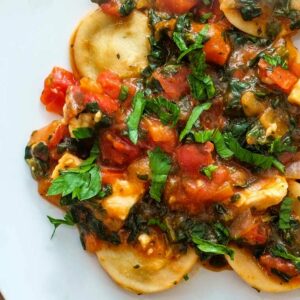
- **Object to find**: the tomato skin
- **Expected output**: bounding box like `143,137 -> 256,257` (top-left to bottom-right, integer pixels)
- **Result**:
41,67 -> 77,115
156,0 -> 198,14
259,255 -> 299,278
100,131 -> 141,166
97,70 -> 122,99
153,67 -> 190,100
176,143 -> 214,174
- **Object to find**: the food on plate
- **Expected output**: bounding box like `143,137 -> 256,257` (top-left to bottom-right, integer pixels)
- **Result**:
25,0 -> 300,294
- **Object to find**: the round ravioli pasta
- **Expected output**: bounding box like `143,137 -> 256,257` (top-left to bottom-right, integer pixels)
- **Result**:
220,0 -> 300,37
225,245 -> 300,292
97,243 -> 198,294
71,9 -> 151,79
219,0 -> 268,37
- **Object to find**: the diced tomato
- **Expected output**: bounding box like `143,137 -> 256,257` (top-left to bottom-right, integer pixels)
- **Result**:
260,255 -> 299,278
95,94 -> 120,114
176,143 -> 214,174
100,1 -> 121,17
101,131 -> 141,166
101,167 -> 125,184
241,223 -> 269,245
201,99 -> 226,129
48,124 -> 69,149
153,67 -> 190,100
165,165 -> 234,213
84,233 -> 102,253
290,61 -> 300,77
97,70 -> 122,99
29,120 -> 64,146
156,0 -> 198,14
141,118 -> 178,153
192,24 -> 231,66
41,67 -> 77,115
258,59 -> 298,94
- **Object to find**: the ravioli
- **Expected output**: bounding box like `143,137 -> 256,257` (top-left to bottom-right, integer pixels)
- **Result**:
226,245 -> 300,292
97,243 -> 198,294
72,9 -> 151,79
220,0 -> 300,37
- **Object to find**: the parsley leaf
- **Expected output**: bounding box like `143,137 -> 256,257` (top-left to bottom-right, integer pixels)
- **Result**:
279,197 -> 293,230
47,153 -> 101,201
269,137 -> 297,155
47,212 -> 75,239
262,53 -> 288,69
239,0 -> 262,21
224,133 -> 285,172
148,148 -> 172,202
271,244 -> 300,271
180,102 -> 212,141
119,0 -> 135,16
192,233 -> 234,260
194,130 -> 234,159
145,97 -> 180,127
73,127 -> 94,139
188,51 -> 216,101
119,85 -> 129,101
177,26 -> 209,62
127,92 -> 147,144
202,165 -> 218,180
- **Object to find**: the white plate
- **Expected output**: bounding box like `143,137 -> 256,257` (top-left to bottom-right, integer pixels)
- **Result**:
0,1 -> 299,299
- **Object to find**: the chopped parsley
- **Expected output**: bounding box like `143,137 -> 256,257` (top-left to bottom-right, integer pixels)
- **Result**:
180,102 -> 212,141
73,127 -> 94,139
148,148 -> 172,202
47,212 -> 75,238
127,92 -> 147,144
271,244 -> 300,271
192,233 -> 234,260
279,198 -> 293,230
202,165 -> 218,180
47,146 -> 101,201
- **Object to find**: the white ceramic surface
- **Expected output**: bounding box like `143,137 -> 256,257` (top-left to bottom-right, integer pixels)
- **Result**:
0,1 -> 299,299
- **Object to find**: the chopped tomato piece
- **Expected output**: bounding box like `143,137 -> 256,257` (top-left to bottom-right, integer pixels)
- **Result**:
165,166 -> 234,213
95,94 -> 120,114
192,24 -> 231,66
97,70 -> 122,99
156,0 -> 198,14
241,223 -> 269,245
201,99 -> 226,129
101,131 -> 141,166
84,233 -> 102,253
176,143 -> 214,174
141,118 -> 178,153
29,120 -> 64,146
41,67 -> 77,115
102,167 -> 125,184
258,59 -> 298,94
260,255 -> 299,278
48,124 -> 69,149
100,1 -> 121,17
153,67 -> 190,100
